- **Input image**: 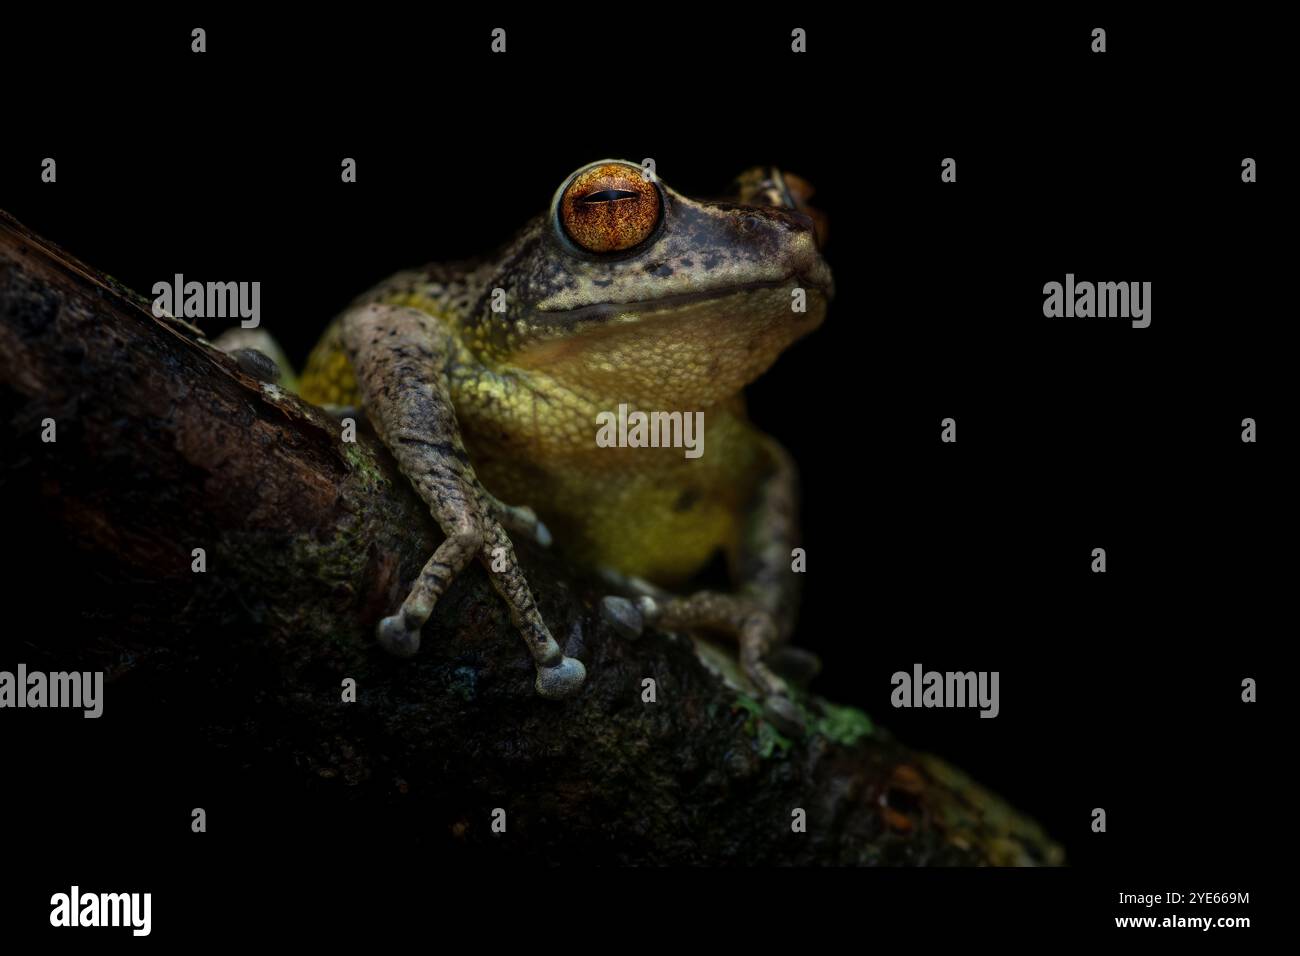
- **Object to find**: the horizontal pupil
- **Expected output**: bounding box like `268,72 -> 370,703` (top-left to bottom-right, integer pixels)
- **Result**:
579,188 -> 640,204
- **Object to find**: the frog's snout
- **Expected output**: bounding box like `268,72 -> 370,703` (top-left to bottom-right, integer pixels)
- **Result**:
771,208 -> 834,299
734,165 -> 829,249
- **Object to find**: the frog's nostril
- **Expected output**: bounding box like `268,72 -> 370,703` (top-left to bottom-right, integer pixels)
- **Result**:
739,215 -> 759,233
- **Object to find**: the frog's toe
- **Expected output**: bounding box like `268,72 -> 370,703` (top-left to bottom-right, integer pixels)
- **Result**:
485,496 -> 551,547
762,694 -> 806,737
228,347 -> 282,383
596,565 -> 669,601
376,613 -> 421,658
600,595 -> 644,640
767,645 -> 822,688
535,656 -> 586,699
213,328 -> 295,384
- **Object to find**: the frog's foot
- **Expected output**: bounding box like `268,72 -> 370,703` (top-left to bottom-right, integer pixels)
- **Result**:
597,567 -> 671,640
482,492 -> 552,548
227,347 -> 282,383
637,591 -> 806,736
600,595 -> 645,640
534,654 -> 587,698
766,646 -> 822,689
480,520 -> 585,698
597,565 -> 670,601
375,517 -> 484,660
212,328 -> 296,386
374,512 -> 583,697
376,605 -> 424,658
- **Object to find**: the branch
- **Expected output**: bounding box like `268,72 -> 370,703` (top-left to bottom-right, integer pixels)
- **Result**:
0,209 -> 1063,865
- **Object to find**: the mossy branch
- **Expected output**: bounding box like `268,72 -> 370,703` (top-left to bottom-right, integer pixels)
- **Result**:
0,209 -> 1062,865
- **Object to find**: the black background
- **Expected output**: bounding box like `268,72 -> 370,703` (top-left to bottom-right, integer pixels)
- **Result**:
0,8 -> 1283,940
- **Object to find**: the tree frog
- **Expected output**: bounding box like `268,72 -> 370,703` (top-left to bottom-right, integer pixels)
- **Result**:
283,160 -> 831,724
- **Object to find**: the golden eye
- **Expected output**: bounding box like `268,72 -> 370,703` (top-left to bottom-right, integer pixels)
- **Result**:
558,162 -> 661,253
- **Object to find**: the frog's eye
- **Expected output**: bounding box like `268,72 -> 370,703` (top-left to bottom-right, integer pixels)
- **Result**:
558,163 -> 661,253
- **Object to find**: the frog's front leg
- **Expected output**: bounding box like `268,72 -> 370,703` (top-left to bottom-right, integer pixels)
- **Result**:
341,303 -> 585,698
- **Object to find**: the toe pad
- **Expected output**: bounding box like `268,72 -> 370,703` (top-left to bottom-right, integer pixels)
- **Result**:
535,656 -> 587,698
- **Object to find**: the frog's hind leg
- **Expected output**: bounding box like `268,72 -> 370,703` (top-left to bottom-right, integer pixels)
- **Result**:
635,436 -> 809,732
340,303 -> 584,699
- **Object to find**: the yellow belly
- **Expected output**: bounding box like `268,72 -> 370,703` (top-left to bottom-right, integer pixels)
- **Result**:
471,434 -> 759,585
299,321 -> 764,584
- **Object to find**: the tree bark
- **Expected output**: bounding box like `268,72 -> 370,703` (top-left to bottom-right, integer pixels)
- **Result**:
0,209 -> 1063,865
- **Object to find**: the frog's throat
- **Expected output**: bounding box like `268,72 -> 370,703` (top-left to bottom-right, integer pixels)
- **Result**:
504,284 -> 828,408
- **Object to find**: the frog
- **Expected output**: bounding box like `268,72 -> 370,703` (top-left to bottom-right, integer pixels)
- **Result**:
236,159 -> 832,726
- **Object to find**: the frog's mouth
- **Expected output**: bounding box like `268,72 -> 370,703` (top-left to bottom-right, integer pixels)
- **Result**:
533,271 -> 833,327
511,277 -> 829,408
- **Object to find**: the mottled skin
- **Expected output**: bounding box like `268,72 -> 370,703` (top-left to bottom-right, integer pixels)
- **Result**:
292,160 -> 832,715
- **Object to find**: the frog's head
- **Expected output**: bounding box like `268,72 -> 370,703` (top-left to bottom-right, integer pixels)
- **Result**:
473,159 -> 833,408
